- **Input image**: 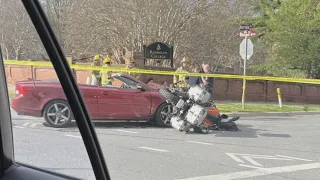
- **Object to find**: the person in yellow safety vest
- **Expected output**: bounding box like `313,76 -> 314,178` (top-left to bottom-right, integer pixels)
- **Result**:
100,56 -> 113,86
91,55 -> 101,85
174,57 -> 191,90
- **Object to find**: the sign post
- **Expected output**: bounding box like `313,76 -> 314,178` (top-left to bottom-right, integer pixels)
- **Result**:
239,24 -> 254,109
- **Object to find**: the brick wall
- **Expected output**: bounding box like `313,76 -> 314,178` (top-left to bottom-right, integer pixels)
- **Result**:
5,64 -> 320,104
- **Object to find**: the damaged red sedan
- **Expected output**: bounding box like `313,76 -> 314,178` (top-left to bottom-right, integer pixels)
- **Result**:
11,73 -> 172,128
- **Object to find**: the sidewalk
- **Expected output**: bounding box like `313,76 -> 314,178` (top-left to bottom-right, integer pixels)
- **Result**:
224,111 -> 320,117
214,100 -> 314,106
214,101 -> 320,117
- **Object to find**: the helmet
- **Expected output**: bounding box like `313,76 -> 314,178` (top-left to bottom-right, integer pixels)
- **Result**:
93,55 -> 100,61
103,57 -> 111,63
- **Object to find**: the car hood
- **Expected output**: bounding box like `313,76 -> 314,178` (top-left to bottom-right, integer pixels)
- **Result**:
150,88 -> 166,102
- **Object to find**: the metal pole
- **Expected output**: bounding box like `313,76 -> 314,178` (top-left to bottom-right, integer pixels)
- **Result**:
241,36 -> 248,109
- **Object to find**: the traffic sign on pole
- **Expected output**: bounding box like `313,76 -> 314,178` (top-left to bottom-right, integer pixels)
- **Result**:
239,38 -> 253,60
240,30 -> 256,37
239,37 -> 254,109
240,24 -> 253,31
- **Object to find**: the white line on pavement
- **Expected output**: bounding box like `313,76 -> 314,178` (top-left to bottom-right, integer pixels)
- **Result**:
242,156 -> 263,167
64,134 -> 82,139
139,147 -> 169,152
276,155 -> 313,162
22,122 -> 31,127
30,123 -> 42,128
186,141 -> 214,145
226,153 -> 275,158
239,164 -> 264,169
115,129 -> 138,134
175,162 -> 320,180
252,157 -> 294,161
14,126 -> 26,129
226,153 -> 245,164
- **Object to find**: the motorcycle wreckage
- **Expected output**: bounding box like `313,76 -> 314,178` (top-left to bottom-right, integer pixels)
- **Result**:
159,83 -> 240,133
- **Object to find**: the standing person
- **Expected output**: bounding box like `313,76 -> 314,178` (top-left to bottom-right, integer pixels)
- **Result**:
161,81 -> 168,88
201,64 -> 214,96
127,61 -> 140,79
188,65 -> 203,87
91,54 -> 102,85
100,56 -> 113,86
147,77 -> 154,84
174,57 -> 190,91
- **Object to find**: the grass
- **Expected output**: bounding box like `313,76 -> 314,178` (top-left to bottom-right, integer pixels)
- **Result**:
217,103 -> 320,113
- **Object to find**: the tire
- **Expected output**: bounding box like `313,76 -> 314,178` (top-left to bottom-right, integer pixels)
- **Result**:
43,100 -> 73,128
193,126 -> 209,134
159,88 -> 180,105
154,103 -> 173,127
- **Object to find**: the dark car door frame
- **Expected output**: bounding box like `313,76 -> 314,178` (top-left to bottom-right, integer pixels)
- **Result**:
0,0 -> 111,180
0,36 -> 79,180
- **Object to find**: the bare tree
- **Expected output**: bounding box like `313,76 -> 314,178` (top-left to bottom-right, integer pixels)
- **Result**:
0,0 -> 45,60
0,0 -> 262,71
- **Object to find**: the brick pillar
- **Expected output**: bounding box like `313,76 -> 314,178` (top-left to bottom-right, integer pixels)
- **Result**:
133,52 -> 144,68
66,55 -> 76,80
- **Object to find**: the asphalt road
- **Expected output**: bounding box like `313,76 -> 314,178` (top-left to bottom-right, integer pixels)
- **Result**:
11,110 -> 320,180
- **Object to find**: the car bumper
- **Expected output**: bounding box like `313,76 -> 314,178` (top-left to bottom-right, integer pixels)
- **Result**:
11,96 -> 42,117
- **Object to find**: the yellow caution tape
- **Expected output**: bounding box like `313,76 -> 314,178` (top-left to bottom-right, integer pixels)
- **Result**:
5,60 -> 53,67
4,60 -> 320,84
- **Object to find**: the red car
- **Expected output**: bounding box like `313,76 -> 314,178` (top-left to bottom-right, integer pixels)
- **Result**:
11,73 -> 173,128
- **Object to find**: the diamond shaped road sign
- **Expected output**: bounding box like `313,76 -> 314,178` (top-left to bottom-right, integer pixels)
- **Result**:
239,38 -> 253,60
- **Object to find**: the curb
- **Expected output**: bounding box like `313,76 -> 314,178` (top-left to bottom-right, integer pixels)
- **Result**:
224,111 -> 320,117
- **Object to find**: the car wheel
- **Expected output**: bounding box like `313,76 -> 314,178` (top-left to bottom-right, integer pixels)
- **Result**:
154,103 -> 174,127
43,100 -> 73,128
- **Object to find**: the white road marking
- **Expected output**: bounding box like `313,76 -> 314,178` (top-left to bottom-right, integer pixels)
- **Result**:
227,153 -> 275,158
226,153 -> 245,163
176,162 -> 320,180
22,122 -> 31,127
139,147 -> 169,152
186,141 -> 214,145
14,126 -> 26,129
30,123 -> 42,128
252,157 -> 294,161
276,155 -> 313,162
239,164 -> 264,169
226,153 -> 310,167
64,134 -> 82,139
115,129 -> 138,134
242,156 -> 263,167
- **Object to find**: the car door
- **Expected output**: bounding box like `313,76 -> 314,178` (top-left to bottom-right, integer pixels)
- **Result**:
123,88 -> 152,119
116,75 -> 152,118
78,84 -> 99,119
0,1 -> 111,180
97,86 -> 151,120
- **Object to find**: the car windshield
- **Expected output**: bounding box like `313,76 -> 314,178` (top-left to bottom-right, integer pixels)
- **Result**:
115,75 -> 143,86
5,0 -> 320,180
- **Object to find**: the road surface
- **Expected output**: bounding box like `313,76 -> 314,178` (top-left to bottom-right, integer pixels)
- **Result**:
11,110 -> 320,180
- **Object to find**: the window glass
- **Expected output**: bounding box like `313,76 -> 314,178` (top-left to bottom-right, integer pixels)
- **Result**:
4,1 -> 95,179
6,0 -> 320,180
